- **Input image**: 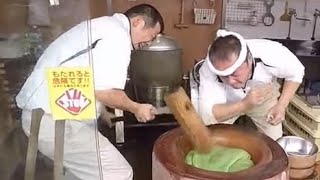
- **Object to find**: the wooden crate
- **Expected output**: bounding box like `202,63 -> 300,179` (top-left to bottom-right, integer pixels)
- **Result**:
287,95 -> 320,130
284,111 -> 320,160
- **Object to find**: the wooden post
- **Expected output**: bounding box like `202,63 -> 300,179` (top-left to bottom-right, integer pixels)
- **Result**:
54,120 -> 65,180
164,87 -> 214,153
25,108 -> 45,180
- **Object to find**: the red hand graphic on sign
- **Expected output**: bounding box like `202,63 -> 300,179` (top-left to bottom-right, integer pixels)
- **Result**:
65,89 -> 81,113
56,88 -> 91,115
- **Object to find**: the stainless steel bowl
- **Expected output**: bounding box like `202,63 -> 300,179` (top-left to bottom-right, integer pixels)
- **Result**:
277,136 -> 318,179
277,136 -> 318,156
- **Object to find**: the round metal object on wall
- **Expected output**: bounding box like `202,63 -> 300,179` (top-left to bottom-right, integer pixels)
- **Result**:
130,34 -> 183,108
263,0 -> 275,26
263,14 -> 275,26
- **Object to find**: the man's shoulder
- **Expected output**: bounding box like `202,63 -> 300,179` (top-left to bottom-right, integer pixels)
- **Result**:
199,59 -> 220,82
246,39 -> 283,46
246,39 -> 289,60
92,13 -> 129,34
90,14 -> 131,47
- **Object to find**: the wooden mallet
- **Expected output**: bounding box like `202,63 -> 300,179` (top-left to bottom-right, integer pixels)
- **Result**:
164,87 -> 215,153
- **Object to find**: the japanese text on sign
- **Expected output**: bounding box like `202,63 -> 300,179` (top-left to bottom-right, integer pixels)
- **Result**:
47,67 -> 96,120
51,70 -> 90,88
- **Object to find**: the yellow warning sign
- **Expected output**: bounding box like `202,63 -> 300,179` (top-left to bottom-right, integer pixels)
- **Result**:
46,67 -> 96,120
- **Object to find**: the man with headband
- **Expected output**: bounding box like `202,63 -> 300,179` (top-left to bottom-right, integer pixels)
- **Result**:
198,29 -> 304,140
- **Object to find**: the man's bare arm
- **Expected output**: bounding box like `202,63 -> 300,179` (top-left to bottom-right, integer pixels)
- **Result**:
95,89 -> 139,114
212,84 -> 273,122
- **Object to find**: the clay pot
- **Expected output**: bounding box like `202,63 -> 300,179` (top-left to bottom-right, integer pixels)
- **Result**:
152,124 -> 289,180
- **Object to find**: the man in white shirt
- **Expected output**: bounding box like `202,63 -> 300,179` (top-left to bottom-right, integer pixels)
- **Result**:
16,4 -> 164,180
198,29 -> 305,140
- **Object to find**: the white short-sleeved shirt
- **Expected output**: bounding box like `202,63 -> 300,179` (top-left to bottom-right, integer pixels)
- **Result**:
199,39 -> 305,125
16,13 -> 132,114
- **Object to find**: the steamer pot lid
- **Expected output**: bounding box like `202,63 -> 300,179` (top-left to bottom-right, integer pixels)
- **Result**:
138,34 -> 181,51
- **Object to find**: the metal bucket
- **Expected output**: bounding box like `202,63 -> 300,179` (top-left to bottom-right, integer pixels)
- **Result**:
129,34 -> 182,107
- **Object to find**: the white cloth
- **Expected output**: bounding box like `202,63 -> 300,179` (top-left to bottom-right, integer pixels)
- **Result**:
16,13 -> 133,180
207,29 -> 248,76
198,39 -> 305,140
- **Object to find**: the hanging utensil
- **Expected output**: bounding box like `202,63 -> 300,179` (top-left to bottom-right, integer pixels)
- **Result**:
175,0 -> 189,29
280,1 -> 291,21
249,11 -> 259,26
302,0 -> 309,26
262,0 -> 275,26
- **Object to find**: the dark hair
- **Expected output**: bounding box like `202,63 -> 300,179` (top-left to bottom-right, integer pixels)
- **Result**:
209,35 -> 241,62
124,4 -> 164,33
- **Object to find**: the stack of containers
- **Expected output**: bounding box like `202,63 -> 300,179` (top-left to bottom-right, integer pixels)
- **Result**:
284,94 -> 320,160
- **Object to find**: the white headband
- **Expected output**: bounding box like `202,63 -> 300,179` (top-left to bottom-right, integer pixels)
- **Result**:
207,29 -> 248,76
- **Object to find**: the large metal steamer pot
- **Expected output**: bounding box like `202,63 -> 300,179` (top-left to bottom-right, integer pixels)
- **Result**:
129,34 -> 182,107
